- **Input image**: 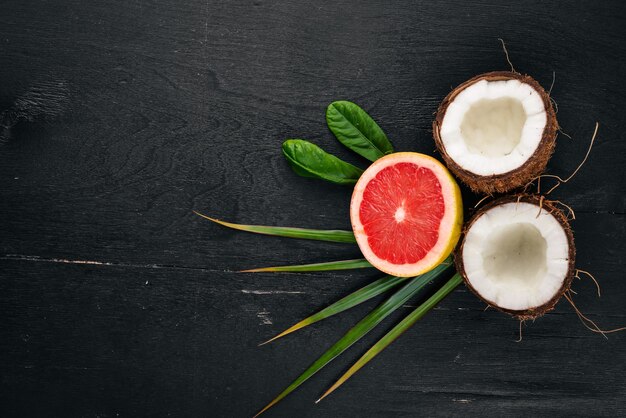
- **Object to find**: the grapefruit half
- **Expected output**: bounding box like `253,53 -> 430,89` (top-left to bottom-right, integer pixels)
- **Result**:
350,152 -> 463,277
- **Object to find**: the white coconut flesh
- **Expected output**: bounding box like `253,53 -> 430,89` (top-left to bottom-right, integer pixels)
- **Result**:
462,202 -> 570,311
440,79 -> 548,176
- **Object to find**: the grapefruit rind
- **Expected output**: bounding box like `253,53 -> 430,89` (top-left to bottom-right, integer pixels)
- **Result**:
350,152 -> 463,277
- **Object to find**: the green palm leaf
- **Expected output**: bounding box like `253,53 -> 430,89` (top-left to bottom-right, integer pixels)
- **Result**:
194,211 -> 356,243
241,258 -> 373,273
318,273 -> 463,402
259,274 -> 405,346
254,261 -> 453,417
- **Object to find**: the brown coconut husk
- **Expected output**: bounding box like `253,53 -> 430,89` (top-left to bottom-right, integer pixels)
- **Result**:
455,194 -> 575,320
433,71 -> 558,195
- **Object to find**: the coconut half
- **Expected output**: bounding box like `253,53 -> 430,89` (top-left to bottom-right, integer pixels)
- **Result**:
456,195 -> 575,319
433,72 -> 558,194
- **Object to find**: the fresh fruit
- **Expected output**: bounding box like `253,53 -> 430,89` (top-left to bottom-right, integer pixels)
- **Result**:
350,152 -> 463,277
196,97 -> 613,418
433,71 -> 558,194
456,195 -> 575,319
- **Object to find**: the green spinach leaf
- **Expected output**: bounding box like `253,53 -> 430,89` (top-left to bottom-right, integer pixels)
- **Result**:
282,139 -> 363,185
326,101 -> 393,161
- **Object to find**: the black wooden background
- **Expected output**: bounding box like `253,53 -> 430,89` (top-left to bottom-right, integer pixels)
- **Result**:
1,1 -> 625,417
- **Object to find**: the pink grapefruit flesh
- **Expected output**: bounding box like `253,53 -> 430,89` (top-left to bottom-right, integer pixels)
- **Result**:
350,152 -> 463,277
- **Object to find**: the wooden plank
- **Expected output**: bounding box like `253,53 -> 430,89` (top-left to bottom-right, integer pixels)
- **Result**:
0,0 -> 625,416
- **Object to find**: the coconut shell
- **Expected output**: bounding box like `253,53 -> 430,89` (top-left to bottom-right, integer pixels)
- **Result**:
433,71 -> 558,195
455,194 -> 576,320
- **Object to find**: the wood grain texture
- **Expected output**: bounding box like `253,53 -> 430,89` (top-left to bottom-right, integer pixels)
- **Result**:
0,0 -> 625,416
